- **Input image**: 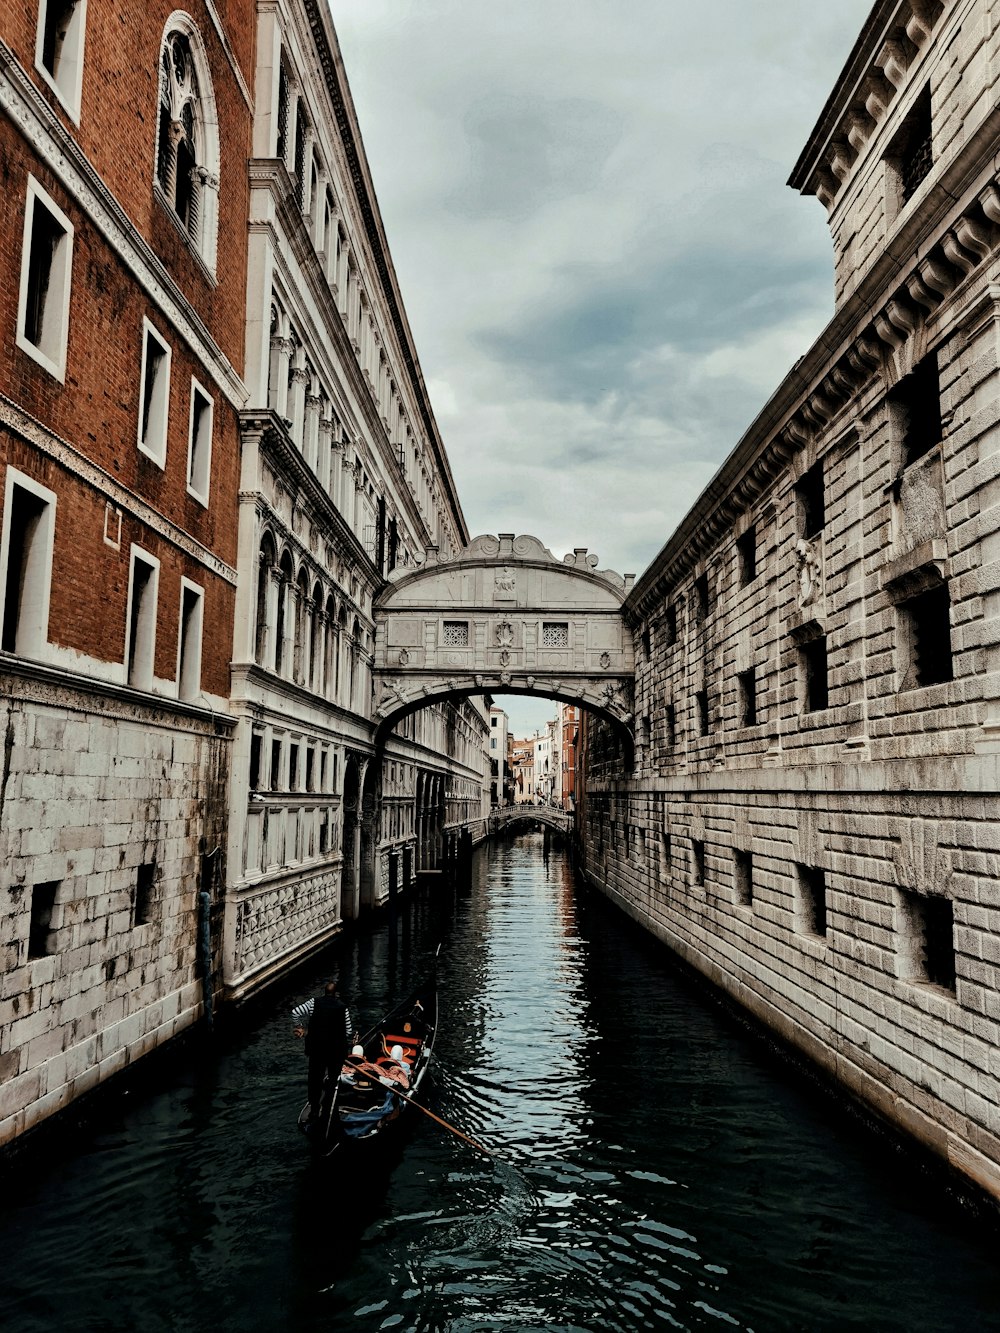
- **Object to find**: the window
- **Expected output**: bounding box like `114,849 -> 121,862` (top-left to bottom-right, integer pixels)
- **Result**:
691,839 -> 705,887
289,742 -> 300,790
187,379 -> 213,503
734,849 -> 753,907
36,0 -> 87,118
665,702 -> 676,748
305,747 -> 315,792
155,25 -> 219,268
126,547 -> 159,690
797,864 -> 827,938
800,634 -> 829,712
28,880 -> 60,958
176,579 -> 203,700
796,461 -> 825,540
17,177 -> 74,381
897,889 -> 955,993
694,573 -> 710,622
664,604 -> 677,647
442,621 -> 469,647
1,469 -> 56,658
886,85 -> 932,217
270,737 -> 282,789
737,526 -> 757,585
491,716 -> 498,727
737,668 -> 757,728
138,319 -> 171,465
542,622 -> 570,648
696,688 -> 710,737
249,733 -> 262,791
890,355 -> 941,469
133,862 -> 155,927
898,581 -> 952,688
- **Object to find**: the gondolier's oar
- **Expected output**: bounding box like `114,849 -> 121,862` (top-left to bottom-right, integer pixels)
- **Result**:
344,1057 -> 496,1159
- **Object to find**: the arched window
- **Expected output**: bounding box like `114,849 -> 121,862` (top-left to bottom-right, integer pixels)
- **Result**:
275,550 -> 293,675
155,20 -> 219,270
255,532 -> 276,665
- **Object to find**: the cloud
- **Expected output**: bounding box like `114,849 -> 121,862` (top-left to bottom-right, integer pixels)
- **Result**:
331,0 -> 873,585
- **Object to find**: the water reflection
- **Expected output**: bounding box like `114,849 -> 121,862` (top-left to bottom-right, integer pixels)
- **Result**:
2,834 -> 1000,1332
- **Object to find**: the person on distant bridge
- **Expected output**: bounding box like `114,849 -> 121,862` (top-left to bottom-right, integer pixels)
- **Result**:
292,979 -> 353,1119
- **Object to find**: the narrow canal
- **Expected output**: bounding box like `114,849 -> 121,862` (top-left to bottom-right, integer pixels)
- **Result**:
3,835 -> 1000,1331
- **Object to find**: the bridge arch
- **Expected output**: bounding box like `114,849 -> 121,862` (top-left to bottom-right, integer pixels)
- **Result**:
372,533 -> 635,747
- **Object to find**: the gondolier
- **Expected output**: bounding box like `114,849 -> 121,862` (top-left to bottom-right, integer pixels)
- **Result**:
292,979 -> 353,1121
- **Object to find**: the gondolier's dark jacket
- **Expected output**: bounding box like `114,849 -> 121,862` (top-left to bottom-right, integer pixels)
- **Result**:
292,995 -> 353,1056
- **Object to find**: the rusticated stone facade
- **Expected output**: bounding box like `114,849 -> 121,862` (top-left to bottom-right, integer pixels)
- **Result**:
579,0 -> 1000,1203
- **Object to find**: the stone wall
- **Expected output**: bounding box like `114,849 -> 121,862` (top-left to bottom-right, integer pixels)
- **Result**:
0,663 -> 232,1147
581,0 -> 1000,1204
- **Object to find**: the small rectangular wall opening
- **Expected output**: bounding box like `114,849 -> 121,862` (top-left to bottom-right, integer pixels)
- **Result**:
665,702 -> 676,748
18,179 -> 74,380
691,839 -> 705,887
897,888 -> 955,993
733,849 -> 753,906
138,320 -> 171,466
187,380 -> 213,503
177,580 -> 203,700
249,733 -> 262,791
737,667 -> 757,728
270,737 -> 282,789
28,879 -> 60,958
898,582 -> 952,688
696,689 -> 709,737
737,526 -> 757,585
133,862 -> 155,927
800,634 -> 829,713
797,864 -> 827,938
796,461 -> 825,540
890,353 -> 941,469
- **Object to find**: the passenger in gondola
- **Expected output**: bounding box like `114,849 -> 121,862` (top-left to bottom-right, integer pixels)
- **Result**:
291,979 -> 353,1120
339,1044 -> 366,1086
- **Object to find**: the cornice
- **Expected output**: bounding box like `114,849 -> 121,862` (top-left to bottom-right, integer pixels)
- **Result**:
1,652 -> 236,732
0,390 -> 238,585
240,408 -> 380,593
250,160 -> 433,547
0,43 -> 248,407
296,0 -> 468,545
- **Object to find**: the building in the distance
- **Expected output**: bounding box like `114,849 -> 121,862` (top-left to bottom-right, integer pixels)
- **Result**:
559,704 -> 580,809
512,738 -> 535,804
488,705 -> 509,805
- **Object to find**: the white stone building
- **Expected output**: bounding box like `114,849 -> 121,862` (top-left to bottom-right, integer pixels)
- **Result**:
580,0 -> 1000,1205
224,0 -> 488,999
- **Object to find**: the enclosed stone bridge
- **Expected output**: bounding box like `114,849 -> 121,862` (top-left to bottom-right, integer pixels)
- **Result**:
489,806 -> 573,835
372,533 -> 635,744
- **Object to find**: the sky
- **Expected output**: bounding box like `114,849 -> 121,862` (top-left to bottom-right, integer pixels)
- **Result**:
331,1 -> 874,736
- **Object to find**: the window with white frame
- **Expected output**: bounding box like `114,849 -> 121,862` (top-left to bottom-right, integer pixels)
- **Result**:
17,176 -> 73,382
126,546 -> 159,690
138,318 -> 171,465
154,23 -> 219,270
177,578 -> 204,700
442,620 -> 469,647
186,378 -> 213,503
1,468 -> 56,659
35,0 -> 87,119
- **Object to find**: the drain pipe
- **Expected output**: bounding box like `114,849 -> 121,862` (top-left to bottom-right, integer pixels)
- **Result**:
198,847 -> 222,1031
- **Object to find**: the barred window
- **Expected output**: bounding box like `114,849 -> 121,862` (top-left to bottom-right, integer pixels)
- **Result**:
542,621 -> 569,648
442,621 -> 469,647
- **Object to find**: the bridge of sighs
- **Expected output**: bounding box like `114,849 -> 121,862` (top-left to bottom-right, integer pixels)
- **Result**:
372,533 -> 636,745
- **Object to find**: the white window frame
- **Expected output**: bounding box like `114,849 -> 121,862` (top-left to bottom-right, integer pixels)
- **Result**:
186,377 -> 213,505
16,176 -> 74,383
0,467 -> 57,660
137,317 -> 171,467
34,0 -> 88,123
125,545 -> 160,691
176,576 -> 204,700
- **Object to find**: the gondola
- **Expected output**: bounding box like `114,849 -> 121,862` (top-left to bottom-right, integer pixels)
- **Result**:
297,961 -> 439,1158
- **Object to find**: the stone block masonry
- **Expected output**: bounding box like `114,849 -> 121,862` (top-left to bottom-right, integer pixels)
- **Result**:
0,663 -> 231,1148
581,0 -> 1000,1205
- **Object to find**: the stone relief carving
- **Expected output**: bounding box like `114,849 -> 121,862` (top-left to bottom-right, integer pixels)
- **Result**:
495,568 -> 517,599
499,649 -> 511,667
600,651 -> 611,669
397,648 -> 409,666
795,538 -> 822,609
496,620 -> 514,647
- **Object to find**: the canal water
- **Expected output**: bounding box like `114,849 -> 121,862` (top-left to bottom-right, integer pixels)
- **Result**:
3,835 -> 1000,1332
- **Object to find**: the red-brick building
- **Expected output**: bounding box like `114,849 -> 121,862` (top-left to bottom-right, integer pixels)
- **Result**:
0,3 -> 252,1143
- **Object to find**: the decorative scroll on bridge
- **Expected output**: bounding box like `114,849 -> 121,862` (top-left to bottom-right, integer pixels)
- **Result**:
372,534 -> 635,740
